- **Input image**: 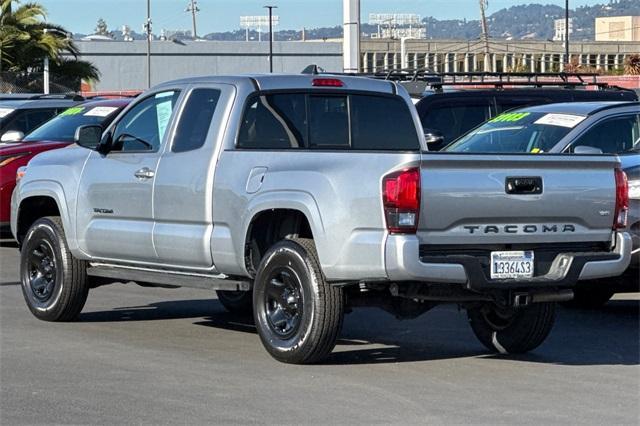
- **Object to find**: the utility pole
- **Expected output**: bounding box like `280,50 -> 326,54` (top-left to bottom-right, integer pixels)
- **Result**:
42,28 -> 70,94
264,5 -> 277,73
479,0 -> 490,72
564,0 -> 570,70
144,0 -> 152,88
186,0 -> 200,39
343,0 -> 360,72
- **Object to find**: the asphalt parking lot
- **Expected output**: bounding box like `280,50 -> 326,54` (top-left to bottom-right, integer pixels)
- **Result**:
1,240 -> 638,425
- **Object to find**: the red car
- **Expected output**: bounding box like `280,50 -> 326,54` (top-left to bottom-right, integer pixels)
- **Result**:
0,98 -> 131,233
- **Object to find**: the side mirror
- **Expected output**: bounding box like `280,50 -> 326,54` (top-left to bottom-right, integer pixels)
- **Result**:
0,130 -> 24,143
424,129 -> 445,150
573,145 -> 603,155
74,125 -> 103,150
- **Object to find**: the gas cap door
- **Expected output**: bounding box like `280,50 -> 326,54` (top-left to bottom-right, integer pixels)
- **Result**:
246,167 -> 268,194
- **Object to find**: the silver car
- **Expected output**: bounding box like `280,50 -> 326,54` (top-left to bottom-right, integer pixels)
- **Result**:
447,101 -> 639,306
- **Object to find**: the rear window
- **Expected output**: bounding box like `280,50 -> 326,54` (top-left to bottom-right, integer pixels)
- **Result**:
351,95 -> 420,150
237,92 -> 419,151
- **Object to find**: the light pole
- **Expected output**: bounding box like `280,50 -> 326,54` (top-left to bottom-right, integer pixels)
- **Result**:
564,0 -> 570,70
42,28 -> 71,94
186,0 -> 199,39
264,5 -> 277,73
144,0 -> 152,88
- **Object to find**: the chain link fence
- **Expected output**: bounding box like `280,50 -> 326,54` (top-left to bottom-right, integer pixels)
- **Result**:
0,72 -> 79,94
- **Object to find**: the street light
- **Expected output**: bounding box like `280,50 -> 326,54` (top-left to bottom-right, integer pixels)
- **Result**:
145,0 -> 152,88
42,28 -> 71,94
564,0 -> 570,70
263,5 -> 277,73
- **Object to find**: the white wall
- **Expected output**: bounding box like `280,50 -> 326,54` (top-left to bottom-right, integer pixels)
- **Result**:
69,40 -> 343,91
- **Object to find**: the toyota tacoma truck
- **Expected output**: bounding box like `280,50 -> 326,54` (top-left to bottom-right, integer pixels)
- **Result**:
11,75 -> 631,364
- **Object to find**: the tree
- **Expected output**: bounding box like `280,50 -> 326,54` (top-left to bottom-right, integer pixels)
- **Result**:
94,18 -> 112,38
624,54 -> 640,76
0,0 -> 100,91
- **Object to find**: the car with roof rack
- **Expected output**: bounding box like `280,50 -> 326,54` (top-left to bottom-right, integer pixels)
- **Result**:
445,101 -> 639,307
0,94 -> 86,143
303,68 -> 639,150
0,98 -> 131,234
10,74 -> 632,364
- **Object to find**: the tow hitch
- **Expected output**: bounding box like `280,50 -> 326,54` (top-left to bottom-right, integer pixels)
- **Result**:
512,290 -> 574,307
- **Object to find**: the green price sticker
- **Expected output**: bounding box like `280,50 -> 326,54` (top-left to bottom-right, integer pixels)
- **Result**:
489,112 -> 531,123
59,107 -> 85,116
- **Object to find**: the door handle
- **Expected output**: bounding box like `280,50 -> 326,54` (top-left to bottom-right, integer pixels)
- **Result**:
134,167 -> 155,179
505,176 -> 542,195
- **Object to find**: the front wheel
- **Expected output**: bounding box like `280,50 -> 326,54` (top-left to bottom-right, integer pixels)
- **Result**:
253,238 -> 343,364
467,302 -> 556,354
20,216 -> 89,321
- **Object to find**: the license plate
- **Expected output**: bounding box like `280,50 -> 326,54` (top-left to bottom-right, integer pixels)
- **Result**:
490,250 -> 534,279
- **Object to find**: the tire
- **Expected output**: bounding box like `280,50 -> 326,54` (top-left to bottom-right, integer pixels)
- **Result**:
467,302 -> 556,354
216,290 -> 253,315
253,238 -> 343,364
20,216 -> 89,321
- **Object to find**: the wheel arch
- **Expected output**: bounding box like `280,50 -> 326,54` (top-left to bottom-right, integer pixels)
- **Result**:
241,192 -> 327,277
14,181 -> 78,253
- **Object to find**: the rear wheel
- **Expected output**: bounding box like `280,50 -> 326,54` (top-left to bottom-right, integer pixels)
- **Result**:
467,302 -> 555,354
253,238 -> 343,364
20,216 -> 89,321
216,290 -> 253,315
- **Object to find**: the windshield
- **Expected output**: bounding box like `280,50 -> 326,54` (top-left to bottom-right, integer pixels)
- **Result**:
444,111 -> 584,153
22,105 -> 121,142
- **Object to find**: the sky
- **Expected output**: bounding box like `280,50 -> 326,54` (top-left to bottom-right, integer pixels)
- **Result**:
38,0 -> 602,34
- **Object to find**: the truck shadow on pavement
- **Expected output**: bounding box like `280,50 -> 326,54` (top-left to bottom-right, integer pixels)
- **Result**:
78,297 -> 639,366
79,299 -> 225,322
324,300 -> 640,366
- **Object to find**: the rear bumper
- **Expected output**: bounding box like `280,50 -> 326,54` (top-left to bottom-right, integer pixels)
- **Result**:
385,232 -> 632,290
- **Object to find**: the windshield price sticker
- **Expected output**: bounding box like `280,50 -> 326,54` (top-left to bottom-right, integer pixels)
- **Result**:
489,112 -> 530,123
534,113 -> 586,128
59,107 -> 85,116
0,108 -> 14,118
84,106 -> 118,117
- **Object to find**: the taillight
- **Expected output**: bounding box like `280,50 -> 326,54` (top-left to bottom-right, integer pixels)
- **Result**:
614,168 -> 629,229
382,167 -> 420,234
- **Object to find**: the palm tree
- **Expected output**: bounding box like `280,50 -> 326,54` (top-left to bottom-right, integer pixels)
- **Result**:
0,0 -> 99,90
624,54 -> 640,76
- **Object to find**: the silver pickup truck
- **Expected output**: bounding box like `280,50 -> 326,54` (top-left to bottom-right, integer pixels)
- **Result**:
11,75 -> 631,364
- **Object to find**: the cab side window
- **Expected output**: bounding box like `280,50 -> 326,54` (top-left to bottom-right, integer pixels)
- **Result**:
111,91 -> 180,152
172,88 -> 221,153
571,114 -> 640,154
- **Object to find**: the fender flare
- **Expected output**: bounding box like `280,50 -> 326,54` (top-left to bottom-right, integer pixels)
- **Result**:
15,180 -> 80,254
240,190 -> 328,273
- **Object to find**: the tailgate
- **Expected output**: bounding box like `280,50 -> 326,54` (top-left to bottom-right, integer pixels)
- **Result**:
418,153 -> 619,246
